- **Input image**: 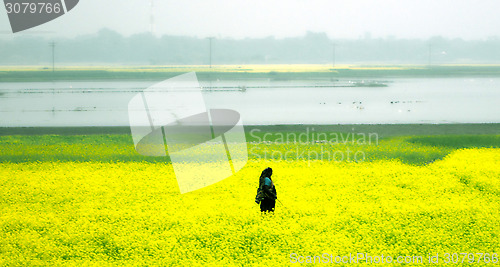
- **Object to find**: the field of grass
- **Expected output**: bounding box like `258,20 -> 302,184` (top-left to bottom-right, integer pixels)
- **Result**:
2,64 -> 500,82
0,129 -> 499,265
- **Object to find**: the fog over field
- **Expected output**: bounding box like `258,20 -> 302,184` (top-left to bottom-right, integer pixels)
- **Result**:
2,0 -> 499,40
1,0 -> 499,65
1,30 -> 500,65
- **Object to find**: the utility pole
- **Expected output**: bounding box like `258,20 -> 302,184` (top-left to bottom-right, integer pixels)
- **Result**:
150,0 -> 155,35
428,44 -> 432,66
207,37 -> 215,68
332,43 -> 337,68
50,42 -> 55,72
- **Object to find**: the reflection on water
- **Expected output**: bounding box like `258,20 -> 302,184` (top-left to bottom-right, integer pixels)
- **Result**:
0,78 -> 499,126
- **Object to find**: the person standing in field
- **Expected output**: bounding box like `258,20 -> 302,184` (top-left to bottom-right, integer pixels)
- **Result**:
255,167 -> 277,212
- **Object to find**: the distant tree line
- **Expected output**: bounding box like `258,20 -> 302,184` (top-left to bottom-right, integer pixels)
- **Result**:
1,29 -> 500,65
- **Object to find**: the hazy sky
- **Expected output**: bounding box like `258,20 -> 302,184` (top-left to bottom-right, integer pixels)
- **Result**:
1,0 -> 499,39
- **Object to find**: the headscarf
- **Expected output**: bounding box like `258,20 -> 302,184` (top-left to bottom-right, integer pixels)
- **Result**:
259,167 -> 273,187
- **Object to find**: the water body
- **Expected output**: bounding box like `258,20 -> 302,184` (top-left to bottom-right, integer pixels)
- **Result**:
0,78 -> 499,126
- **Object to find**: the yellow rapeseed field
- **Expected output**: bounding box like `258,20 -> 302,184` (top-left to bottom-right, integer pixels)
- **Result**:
1,146 -> 499,265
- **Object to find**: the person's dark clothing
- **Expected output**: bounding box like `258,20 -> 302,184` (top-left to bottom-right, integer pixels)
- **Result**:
260,197 -> 275,212
260,177 -> 277,212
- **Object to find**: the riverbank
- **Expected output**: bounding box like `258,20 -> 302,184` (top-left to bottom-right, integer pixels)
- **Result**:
2,64 -> 500,82
1,123 -> 499,137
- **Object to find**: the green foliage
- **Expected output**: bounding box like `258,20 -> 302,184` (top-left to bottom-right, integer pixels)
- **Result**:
409,135 -> 500,149
1,133 -> 498,165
